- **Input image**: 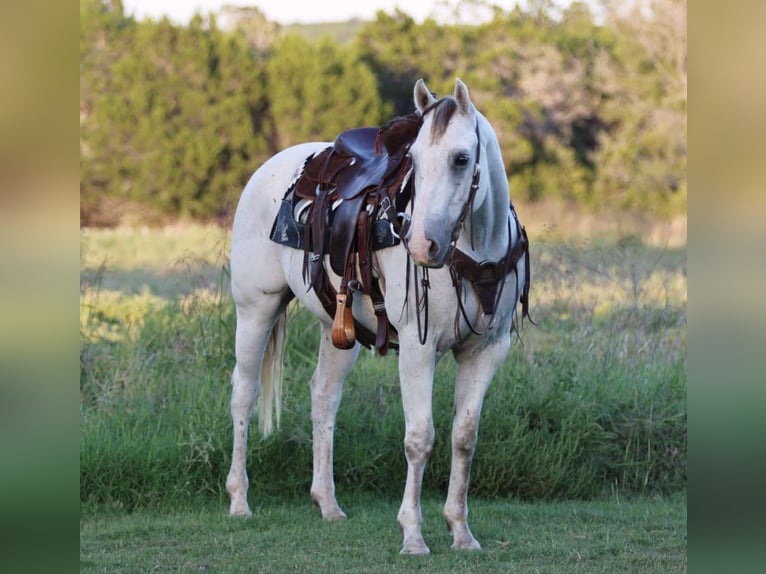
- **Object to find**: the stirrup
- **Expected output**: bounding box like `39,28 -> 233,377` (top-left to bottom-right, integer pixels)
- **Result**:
331,292 -> 356,349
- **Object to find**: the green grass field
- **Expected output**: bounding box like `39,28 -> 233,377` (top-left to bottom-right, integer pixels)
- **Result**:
80,492 -> 686,573
80,221 -> 686,569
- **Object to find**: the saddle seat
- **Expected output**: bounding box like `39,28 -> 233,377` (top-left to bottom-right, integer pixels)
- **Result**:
333,128 -> 392,200
292,116 -> 419,203
333,127 -> 380,160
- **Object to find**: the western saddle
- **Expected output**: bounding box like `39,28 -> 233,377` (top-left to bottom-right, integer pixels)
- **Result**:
269,107 -> 530,355
270,113 -> 421,355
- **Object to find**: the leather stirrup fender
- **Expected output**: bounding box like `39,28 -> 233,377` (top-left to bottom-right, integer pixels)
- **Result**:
331,292 -> 356,349
375,309 -> 389,355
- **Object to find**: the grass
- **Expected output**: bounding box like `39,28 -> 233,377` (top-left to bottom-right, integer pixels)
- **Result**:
80,491 -> 686,573
80,221 -> 686,568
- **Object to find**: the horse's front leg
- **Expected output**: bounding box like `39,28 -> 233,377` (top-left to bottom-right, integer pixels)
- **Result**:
445,335 -> 511,550
396,339 -> 437,555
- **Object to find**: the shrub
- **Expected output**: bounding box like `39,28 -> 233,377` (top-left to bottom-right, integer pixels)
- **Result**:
80,235 -> 686,509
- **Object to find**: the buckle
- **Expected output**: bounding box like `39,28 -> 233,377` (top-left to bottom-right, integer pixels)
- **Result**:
392,213 -> 411,240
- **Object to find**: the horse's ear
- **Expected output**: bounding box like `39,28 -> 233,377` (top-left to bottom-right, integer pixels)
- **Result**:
454,78 -> 473,116
414,79 -> 436,113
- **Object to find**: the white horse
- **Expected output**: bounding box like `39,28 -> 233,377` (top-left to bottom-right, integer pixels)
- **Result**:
226,78 -> 529,554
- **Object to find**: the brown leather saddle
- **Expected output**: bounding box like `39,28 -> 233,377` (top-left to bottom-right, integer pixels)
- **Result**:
269,106 -> 532,353
270,113 -> 422,354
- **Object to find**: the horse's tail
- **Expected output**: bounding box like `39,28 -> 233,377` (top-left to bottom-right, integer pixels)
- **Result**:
258,309 -> 287,437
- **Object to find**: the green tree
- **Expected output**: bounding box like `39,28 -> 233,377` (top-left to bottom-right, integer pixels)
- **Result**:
590,0 -> 687,214
266,34 -> 385,148
356,10 -> 475,116
80,12 -> 272,221
79,1 -> 686,223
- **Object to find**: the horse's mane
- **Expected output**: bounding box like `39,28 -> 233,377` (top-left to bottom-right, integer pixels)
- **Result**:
428,97 -> 458,141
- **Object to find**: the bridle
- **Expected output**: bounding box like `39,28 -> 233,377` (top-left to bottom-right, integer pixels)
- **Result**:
394,99 -> 481,249
393,98 -> 530,344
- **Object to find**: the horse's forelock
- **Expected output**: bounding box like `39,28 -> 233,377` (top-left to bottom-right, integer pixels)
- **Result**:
428,97 -> 458,142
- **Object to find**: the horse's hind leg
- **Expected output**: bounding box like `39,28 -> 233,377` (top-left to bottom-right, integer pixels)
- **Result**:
226,294 -> 286,517
309,323 -> 360,520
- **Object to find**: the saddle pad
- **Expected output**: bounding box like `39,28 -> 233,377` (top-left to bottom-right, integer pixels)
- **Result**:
269,197 -> 398,253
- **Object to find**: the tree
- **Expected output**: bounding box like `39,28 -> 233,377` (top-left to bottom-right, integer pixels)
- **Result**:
266,34 -> 385,148
80,13 -> 272,221
590,0 -> 687,214
80,1 -> 687,223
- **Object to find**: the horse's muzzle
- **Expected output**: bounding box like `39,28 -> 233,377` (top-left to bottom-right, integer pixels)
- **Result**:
406,230 -> 450,268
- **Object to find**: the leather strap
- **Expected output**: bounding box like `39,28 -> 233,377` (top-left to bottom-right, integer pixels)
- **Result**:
357,204 -> 374,298
447,208 -> 529,316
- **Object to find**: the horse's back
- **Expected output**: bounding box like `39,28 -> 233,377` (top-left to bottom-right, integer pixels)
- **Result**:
231,142 -> 328,306
233,142 -> 329,237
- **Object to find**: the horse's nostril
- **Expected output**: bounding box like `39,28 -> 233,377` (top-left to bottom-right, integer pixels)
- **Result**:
427,239 -> 441,260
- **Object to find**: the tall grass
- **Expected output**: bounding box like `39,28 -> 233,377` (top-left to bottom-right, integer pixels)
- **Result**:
80,226 -> 686,510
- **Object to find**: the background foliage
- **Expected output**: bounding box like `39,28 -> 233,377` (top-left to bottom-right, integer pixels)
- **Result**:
80,226 -> 686,509
79,0 -> 686,513
80,0 -> 686,225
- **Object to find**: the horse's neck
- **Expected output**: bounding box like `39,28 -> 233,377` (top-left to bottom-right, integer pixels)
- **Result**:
456,119 -> 510,261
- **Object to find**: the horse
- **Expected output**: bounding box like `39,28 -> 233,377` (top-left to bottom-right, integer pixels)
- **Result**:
225,78 -> 530,555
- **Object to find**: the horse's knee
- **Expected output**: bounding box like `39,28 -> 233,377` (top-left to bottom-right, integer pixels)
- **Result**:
404,425 -> 435,463
452,416 -> 478,456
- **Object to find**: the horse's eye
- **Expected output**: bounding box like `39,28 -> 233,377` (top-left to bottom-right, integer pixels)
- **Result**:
453,154 -> 470,168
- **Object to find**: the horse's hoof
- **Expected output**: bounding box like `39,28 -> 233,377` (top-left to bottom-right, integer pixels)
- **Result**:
400,537 -> 430,555
322,508 -> 347,521
313,495 -> 347,521
229,504 -> 252,518
447,523 -> 482,550
451,538 -> 482,551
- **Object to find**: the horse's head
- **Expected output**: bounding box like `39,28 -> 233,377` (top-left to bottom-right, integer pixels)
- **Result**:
406,78 -> 482,268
